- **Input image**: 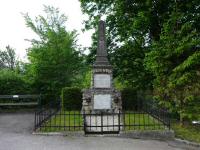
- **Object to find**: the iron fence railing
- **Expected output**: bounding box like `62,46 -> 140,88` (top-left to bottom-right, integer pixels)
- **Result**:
34,100 -> 61,130
34,100 -> 171,133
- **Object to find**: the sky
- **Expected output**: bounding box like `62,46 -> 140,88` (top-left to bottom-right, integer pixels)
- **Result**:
0,0 -> 93,60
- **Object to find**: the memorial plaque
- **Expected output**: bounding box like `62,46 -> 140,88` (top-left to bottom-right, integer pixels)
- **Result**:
94,74 -> 111,88
94,94 -> 111,109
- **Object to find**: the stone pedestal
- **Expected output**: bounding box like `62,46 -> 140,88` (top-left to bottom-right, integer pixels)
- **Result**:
82,66 -> 122,113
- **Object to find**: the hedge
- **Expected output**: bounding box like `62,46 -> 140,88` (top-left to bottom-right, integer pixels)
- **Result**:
0,69 -> 31,95
121,88 -> 138,110
61,87 -> 82,110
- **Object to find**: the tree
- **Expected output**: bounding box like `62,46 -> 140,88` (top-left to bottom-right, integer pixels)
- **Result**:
24,6 -> 84,97
0,45 -> 18,70
79,0 -> 177,90
145,6 -> 200,124
80,0 -> 200,123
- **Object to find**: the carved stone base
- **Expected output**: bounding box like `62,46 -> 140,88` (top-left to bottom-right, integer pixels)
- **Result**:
82,88 -> 121,114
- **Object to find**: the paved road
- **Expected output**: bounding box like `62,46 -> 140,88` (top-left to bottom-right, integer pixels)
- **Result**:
0,112 -> 197,150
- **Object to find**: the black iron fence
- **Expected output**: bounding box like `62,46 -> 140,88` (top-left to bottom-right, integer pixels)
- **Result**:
34,100 -> 171,133
34,100 -> 61,130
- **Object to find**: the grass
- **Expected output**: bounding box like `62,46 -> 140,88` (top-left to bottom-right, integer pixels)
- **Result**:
123,112 -> 165,130
172,122 -> 200,143
38,110 -> 167,132
39,111 -> 83,132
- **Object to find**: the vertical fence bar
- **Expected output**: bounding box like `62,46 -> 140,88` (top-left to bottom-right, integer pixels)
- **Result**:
59,110 -> 61,131
143,112 -> 145,130
69,111 -> 70,131
128,111 -> 130,130
90,111 -> 91,131
134,111 -> 135,130
74,111 -> 75,131
64,110 -> 66,131
83,111 -> 86,134
113,112 -> 114,131
101,112 -> 103,134
34,111 -> 36,131
118,110 -> 121,132
78,111 -> 80,130
123,111 -> 126,130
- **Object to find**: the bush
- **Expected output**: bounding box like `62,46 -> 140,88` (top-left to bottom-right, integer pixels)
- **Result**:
0,69 -> 30,94
61,87 -> 82,110
121,88 -> 153,110
121,88 -> 138,110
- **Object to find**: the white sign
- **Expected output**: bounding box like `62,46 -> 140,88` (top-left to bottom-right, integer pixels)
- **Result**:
93,94 -> 111,109
94,74 -> 111,88
13,95 -> 19,98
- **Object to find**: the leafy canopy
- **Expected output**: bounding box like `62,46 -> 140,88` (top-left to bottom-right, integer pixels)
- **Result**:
24,6 -> 85,96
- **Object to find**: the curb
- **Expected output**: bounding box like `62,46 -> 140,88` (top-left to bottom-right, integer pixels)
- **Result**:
32,131 -> 85,137
32,130 -> 174,140
119,130 -> 175,140
174,138 -> 200,148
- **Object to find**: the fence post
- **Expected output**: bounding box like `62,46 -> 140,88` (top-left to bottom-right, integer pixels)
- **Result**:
118,110 -> 121,132
83,110 -> 86,134
101,112 -> 103,133
34,111 -> 36,131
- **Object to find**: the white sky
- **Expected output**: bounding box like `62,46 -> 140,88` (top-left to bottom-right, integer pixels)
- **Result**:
0,0 -> 93,60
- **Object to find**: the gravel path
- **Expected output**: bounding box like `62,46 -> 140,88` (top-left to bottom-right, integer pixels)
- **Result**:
0,112 -> 197,150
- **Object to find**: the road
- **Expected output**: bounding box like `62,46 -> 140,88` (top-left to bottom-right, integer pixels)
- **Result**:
0,112 -> 197,150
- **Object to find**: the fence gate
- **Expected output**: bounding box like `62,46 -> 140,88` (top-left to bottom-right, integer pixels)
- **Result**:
83,112 -> 121,134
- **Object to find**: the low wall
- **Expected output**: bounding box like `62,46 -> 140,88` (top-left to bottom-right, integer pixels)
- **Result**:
33,130 -> 175,140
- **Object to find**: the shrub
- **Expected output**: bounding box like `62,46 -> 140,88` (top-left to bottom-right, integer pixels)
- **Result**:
61,87 -> 82,110
0,69 -> 30,94
121,88 -> 138,110
121,88 -> 153,110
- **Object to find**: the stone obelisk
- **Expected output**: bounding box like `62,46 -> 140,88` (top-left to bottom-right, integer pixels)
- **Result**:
82,20 -> 122,133
94,20 -> 110,66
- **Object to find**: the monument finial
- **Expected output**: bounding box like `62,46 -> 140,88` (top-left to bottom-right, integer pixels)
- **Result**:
94,20 -> 110,66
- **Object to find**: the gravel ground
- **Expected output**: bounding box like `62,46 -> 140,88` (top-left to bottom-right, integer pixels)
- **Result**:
0,112 -> 198,150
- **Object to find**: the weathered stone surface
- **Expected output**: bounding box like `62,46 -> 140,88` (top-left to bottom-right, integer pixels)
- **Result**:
94,94 -> 111,109
85,115 -> 120,132
82,20 -> 121,113
82,20 -> 122,132
94,74 -> 111,88
94,20 -> 110,66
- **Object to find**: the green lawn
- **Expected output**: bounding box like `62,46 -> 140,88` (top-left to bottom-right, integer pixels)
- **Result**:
172,122 -> 200,143
39,111 -> 83,132
39,111 -> 167,132
124,112 -> 165,130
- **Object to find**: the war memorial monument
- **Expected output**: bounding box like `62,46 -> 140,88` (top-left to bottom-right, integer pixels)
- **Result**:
82,20 -> 122,133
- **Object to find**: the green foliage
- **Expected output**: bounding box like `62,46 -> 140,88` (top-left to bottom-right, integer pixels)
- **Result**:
61,87 -> 82,110
172,123 -> 200,143
80,0 -> 200,123
71,67 -> 92,89
0,69 -> 30,94
80,0 -> 177,90
24,6 -> 85,96
0,45 -> 18,70
145,8 -> 200,123
80,69 -> 92,88
121,88 -> 138,110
